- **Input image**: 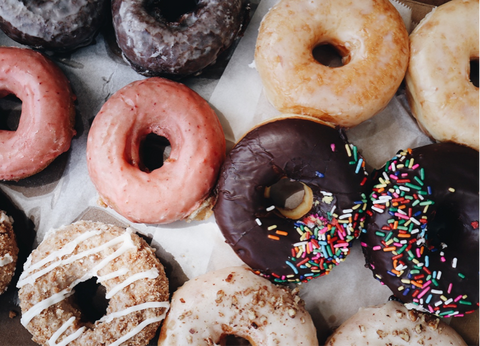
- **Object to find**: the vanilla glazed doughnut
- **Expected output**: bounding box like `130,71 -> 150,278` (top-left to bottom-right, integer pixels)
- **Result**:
254,0 -> 409,128
0,0 -> 109,51
361,143 -> 479,317
214,116 -> 369,284
406,0 -> 479,151
325,300 -> 467,346
17,221 -> 169,346
112,0 -> 249,77
87,77 -> 226,224
0,210 -> 18,294
158,266 -> 318,346
0,47 -> 76,181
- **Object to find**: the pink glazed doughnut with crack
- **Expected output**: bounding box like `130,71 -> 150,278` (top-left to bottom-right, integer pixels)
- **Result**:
86,77 -> 225,224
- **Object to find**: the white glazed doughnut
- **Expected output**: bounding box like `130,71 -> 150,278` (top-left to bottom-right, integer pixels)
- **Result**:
325,300 -> 467,346
406,0 -> 479,151
255,0 -> 409,128
158,266 -> 319,346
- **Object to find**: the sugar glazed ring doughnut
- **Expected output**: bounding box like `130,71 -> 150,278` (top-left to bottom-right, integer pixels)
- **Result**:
362,143 -> 479,317
405,0 -> 479,151
17,221 -> 169,346
214,116 -> 369,284
0,47 -> 76,181
87,77 -> 226,224
0,0 -> 109,51
255,0 -> 409,128
0,210 -> 17,294
325,300 -> 467,346
112,0 -> 249,77
158,266 -> 318,346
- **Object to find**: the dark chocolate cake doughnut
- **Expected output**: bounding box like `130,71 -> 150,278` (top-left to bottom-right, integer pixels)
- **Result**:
361,143 -> 479,317
214,116 -> 370,284
111,0 -> 249,77
0,0 -> 108,51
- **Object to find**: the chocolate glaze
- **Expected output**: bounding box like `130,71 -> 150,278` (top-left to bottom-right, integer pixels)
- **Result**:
362,143 -> 479,317
0,0 -> 108,51
112,0 -> 249,77
214,118 -> 369,283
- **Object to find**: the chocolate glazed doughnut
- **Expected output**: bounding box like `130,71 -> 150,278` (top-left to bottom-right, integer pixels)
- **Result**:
112,0 -> 249,77
362,143 -> 479,317
0,0 -> 109,51
214,116 -> 370,284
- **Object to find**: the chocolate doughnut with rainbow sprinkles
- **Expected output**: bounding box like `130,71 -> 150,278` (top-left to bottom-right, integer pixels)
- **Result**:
214,116 -> 369,284
361,142 -> 479,317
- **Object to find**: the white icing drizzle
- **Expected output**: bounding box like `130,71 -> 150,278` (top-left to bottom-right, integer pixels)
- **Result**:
100,301 -> 170,323
106,268 -> 159,299
109,316 -> 167,346
21,288 -> 74,326
96,267 -> 129,283
0,253 -> 13,266
48,316 -> 86,346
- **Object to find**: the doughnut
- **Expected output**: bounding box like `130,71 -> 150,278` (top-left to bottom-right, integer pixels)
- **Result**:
0,0 -> 109,51
0,210 -> 17,294
0,47 -> 76,181
214,116 -> 369,284
405,0 -> 479,151
17,221 -> 169,346
254,0 -> 409,128
87,77 -> 226,224
325,300 -> 467,345
158,266 -> 318,345
112,0 -> 249,77
361,143 -> 479,317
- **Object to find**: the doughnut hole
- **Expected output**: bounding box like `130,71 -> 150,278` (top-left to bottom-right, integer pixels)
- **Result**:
470,58 -> 479,88
222,335 -> 252,345
264,178 -> 313,219
72,277 -> 109,324
139,133 -> 171,173
312,42 -> 350,68
0,93 -> 21,131
145,0 -> 198,23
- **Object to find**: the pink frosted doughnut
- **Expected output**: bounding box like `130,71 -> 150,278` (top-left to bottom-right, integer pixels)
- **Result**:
0,47 -> 76,181
87,77 -> 226,224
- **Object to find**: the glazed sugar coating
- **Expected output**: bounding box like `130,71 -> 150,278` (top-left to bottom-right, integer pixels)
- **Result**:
406,0 -> 479,151
0,210 -> 18,294
112,0 -> 248,77
362,143 -> 479,317
17,221 -> 169,346
0,0 -> 108,51
325,300 -> 467,346
158,266 -> 318,346
214,116 -> 369,284
255,0 -> 409,128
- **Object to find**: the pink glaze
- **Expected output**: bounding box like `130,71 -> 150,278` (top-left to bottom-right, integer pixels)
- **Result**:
86,78 -> 226,224
0,47 -> 76,180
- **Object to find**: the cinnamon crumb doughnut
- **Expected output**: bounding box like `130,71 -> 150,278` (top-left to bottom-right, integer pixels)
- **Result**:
158,266 -> 318,346
0,210 -> 17,294
17,221 -> 169,346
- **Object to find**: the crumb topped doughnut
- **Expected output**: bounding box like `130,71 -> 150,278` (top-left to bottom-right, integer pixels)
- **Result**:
17,221 -> 169,346
0,47 -> 76,181
158,266 -> 318,346
112,0 -> 249,77
362,143 -> 479,317
214,116 -> 369,284
87,77 -> 225,224
406,0 -> 479,151
325,300 -> 468,346
255,0 -> 409,128
0,210 -> 17,294
0,0 -> 109,51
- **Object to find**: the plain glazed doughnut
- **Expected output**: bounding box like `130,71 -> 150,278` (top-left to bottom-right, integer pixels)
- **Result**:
158,266 -> 318,346
87,77 -> 226,224
112,0 -> 249,77
405,0 -> 479,151
17,221 -> 169,346
0,0 -> 109,51
325,300 -> 467,346
362,143 -> 479,317
214,116 -> 369,284
0,210 -> 17,294
0,47 -> 76,181
254,0 -> 409,128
